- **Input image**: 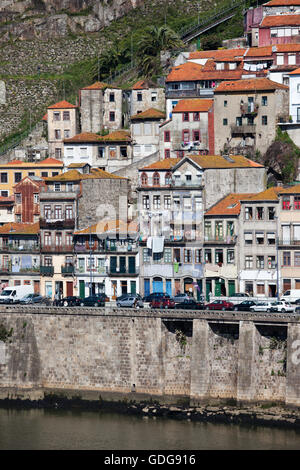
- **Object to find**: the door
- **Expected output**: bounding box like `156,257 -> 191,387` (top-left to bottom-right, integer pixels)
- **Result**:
228,280 -> 235,297
120,257 -> 126,274
128,256 -> 136,274
144,279 -> 150,297
196,279 -> 202,301
67,281 -> 73,297
153,277 -> 163,293
166,279 -> 172,296
175,279 -> 181,295
79,280 -> 85,299
206,279 -> 212,302
184,277 -> 193,294
112,281 -> 117,300
34,280 -> 40,294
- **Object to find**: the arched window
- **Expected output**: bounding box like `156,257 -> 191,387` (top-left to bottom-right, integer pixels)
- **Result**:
153,172 -> 160,186
141,172 -> 148,186
165,172 -> 172,186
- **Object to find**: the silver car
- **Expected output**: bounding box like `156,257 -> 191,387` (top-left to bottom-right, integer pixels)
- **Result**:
116,296 -> 144,308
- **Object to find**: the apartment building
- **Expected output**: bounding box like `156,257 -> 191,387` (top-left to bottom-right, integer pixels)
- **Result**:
130,79 -> 165,117
47,100 -> 80,159
131,108 -> 165,160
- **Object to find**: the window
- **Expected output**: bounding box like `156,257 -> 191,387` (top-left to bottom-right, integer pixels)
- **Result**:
205,249 -> 212,263
55,232 -> 62,246
41,171 -> 48,178
193,112 -> 200,121
133,123 -> 141,136
54,129 -> 61,139
144,123 -> 152,135
120,146 -> 127,158
227,249 -> 235,264
164,131 -> 170,142
223,118 -> 228,126
268,256 -> 276,269
109,93 -> 115,102
44,232 -> 51,246
268,206 -> 276,219
224,100 -> 227,108
1,191 -> 8,197
282,196 -> 290,210
204,221 -> 212,239
141,173 -> 148,186
151,92 -> 157,102
15,193 -> 21,204
54,183 -> 61,192
195,249 -> 202,263
226,221 -> 234,236
164,248 -> 172,263
66,232 -> 73,247
262,96 -> 268,106
153,195 -> 160,209
54,148 -> 61,159
153,172 -> 160,186
28,172 -> 35,177
34,193 -> 39,204
109,111 -> 115,122
0,173 -> 7,183
215,249 -> 223,264
143,248 -> 150,263
44,256 -> 52,266
193,130 -> 200,142
262,115 -> 268,125
277,54 -> 284,65
14,173 -> 22,183
295,252 -> 300,266
256,207 -> 264,220
142,195 -> 150,209
245,206 -> 253,220
109,146 -> 116,158
52,172 -> 59,177
64,129 -> 70,139
295,196 -> 300,210
245,255 -> 253,269
183,197 -> 191,209
184,249 -> 192,263
165,149 -> 170,159
44,205 -> 51,219
182,112 -> 189,122
165,172 -> 172,185
215,221 -> 223,240
236,116 -> 242,126
63,111 -> 70,120
256,255 -> 264,269
182,130 -> 190,142
283,251 -> 291,266
257,284 -> 265,295
137,92 -> 143,102
289,54 -> 296,65
65,205 -> 73,219
54,205 -> 62,219
256,231 -> 264,245
267,232 -> 276,245
53,112 -> 60,121
244,232 -> 253,245
164,195 -> 171,209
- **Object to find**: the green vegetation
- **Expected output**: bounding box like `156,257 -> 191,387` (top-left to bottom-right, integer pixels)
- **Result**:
0,324 -> 13,343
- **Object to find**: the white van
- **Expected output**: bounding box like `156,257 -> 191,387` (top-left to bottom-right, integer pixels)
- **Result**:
280,289 -> 300,304
0,285 -> 34,304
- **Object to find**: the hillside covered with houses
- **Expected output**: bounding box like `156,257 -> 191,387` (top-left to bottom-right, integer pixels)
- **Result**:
1,0 -> 300,303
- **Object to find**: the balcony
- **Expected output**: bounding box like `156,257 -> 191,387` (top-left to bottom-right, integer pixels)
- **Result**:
278,239 -> 300,246
40,265 -> 54,276
204,235 -> 237,244
61,265 -> 75,275
240,103 -> 259,115
231,124 -> 256,135
0,243 -> 40,253
41,245 -> 74,253
166,88 -> 214,99
76,266 -> 108,276
40,218 -> 75,229
108,267 -> 139,277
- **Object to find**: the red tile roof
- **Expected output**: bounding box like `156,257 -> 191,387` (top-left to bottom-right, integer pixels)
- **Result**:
166,62 -> 204,82
48,100 -> 77,109
64,130 -> 131,143
167,60 -> 244,81
140,155 -> 264,171
46,168 -> 127,182
172,99 -> 213,113
278,184 -> 300,194
0,222 -> 40,235
81,81 -> 119,90
260,14 -> 300,27
189,49 -> 246,60
264,0 -> 300,5
132,79 -> 160,89
289,67 -> 300,74
39,157 -> 63,166
205,193 -> 255,216
131,108 -> 166,120
240,186 -> 281,201
214,77 -> 288,92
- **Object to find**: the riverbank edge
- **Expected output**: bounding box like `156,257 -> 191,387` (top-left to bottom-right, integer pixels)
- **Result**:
1,392 -> 300,430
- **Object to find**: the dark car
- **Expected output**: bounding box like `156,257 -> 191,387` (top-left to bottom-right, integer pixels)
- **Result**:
80,295 -> 105,307
206,300 -> 234,311
143,293 -> 171,302
175,299 -> 205,310
232,300 -> 257,312
58,296 -> 81,307
232,293 -> 250,298
151,296 -> 175,309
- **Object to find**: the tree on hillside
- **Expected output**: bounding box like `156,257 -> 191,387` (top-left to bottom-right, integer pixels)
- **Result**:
136,25 -> 184,77
262,128 -> 300,183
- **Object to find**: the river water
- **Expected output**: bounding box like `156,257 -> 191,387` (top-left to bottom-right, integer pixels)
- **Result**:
0,408 -> 300,450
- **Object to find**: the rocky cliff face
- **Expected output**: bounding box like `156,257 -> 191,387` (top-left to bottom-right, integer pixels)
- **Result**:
0,0 -> 144,40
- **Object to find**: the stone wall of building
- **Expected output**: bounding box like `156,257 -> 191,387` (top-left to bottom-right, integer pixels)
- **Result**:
0,307 -> 300,406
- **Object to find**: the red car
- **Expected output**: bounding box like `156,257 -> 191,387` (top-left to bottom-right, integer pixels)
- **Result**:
151,296 -> 175,309
205,300 -> 234,311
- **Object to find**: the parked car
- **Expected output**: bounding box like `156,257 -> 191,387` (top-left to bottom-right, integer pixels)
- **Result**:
233,300 -> 257,312
143,293 -> 171,302
117,295 -> 144,308
116,293 -> 142,302
20,293 -> 51,305
231,293 -> 250,298
80,295 -> 105,307
270,301 -> 295,313
249,302 -> 275,312
175,299 -> 205,310
151,296 -> 175,309
205,300 -> 234,311
58,296 -> 81,307
173,293 -> 193,303
0,285 -> 34,304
